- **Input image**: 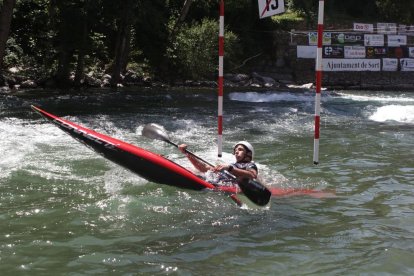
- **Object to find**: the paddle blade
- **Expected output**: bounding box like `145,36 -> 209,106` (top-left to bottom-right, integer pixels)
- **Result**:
237,178 -> 271,206
142,123 -> 170,142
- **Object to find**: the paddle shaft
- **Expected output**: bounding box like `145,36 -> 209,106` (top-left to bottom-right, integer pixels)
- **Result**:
166,140 -> 242,180
142,123 -> 271,206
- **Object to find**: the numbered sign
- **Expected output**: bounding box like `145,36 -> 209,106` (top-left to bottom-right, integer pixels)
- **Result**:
258,0 -> 285,19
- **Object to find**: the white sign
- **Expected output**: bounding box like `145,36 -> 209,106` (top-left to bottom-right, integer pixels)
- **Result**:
382,58 -> 398,71
258,0 -> 285,19
400,58 -> 414,71
297,45 -> 316,59
323,59 -> 381,72
308,32 -> 331,45
377,23 -> 397,34
387,35 -> 407,46
408,47 -> 414,58
344,46 -> 366,58
364,34 -> 384,46
398,25 -> 414,36
354,23 -> 374,33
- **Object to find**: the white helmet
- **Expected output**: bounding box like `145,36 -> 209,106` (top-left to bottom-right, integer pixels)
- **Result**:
234,141 -> 254,160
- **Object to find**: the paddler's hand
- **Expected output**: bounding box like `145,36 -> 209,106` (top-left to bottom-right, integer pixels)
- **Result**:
214,164 -> 233,173
178,144 -> 188,153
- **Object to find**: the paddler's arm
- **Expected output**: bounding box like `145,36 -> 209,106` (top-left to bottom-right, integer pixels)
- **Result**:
178,144 -> 212,173
214,164 -> 257,180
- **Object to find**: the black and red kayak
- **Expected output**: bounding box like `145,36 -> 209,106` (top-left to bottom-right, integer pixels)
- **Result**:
31,105 -> 219,192
32,106 -> 334,202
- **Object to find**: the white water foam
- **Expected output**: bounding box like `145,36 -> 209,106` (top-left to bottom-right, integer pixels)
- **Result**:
0,119 -> 62,178
229,92 -> 315,103
337,93 -> 414,103
369,105 -> 414,123
104,167 -> 148,194
0,118 -> 99,181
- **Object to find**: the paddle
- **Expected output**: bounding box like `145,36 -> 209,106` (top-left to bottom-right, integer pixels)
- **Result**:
142,123 -> 271,206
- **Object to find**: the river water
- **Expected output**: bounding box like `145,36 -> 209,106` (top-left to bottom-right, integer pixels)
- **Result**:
1,88 -> 413,275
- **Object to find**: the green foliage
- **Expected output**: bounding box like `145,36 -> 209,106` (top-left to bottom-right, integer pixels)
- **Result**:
271,11 -> 304,24
375,0 -> 414,23
168,18 -> 239,80
132,0 -> 170,71
9,0 -> 52,68
3,0 -> 414,85
4,38 -> 23,67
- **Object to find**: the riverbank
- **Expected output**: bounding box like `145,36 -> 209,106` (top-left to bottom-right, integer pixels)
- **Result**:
2,68 -> 414,95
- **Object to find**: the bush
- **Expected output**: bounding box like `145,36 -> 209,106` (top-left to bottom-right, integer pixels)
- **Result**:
4,38 -> 23,67
168,18 -> 239,80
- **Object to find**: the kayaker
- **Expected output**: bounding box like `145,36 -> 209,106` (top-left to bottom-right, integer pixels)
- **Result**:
178,141 -> 258,185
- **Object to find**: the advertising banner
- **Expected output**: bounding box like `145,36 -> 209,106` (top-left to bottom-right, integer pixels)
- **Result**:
377,23 -> 397,34
364,34 -> 385,46
387,47 -> 407,58
331,33 -> 364,45
322,46 -> 344,58
387,35 -> 407,46
366,47 -> 387,58
344,46 -> 366,58
408,47 -> 414,58
297,45 -> 316,58
258,0 -> 285,19
323,59 -> 381,71
398,25 -> 414,36
382,58 -> 398,71
400,58 -> 414,71
308,32 -> 331,45
353,23 -> 374,33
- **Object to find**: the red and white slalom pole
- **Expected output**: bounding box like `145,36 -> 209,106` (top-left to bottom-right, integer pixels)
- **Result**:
313,0 -> 324,165
218,0 -> 224,158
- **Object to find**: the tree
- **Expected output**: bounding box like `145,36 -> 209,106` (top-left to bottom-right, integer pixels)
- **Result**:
51,1 -> 87,88
109,0 -> 138,87
0,0 -> 16,71
376,0 -> 414,23
170,0 -> 193,41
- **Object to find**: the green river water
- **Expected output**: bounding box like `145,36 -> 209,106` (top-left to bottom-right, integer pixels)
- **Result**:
0,89 -> 413,275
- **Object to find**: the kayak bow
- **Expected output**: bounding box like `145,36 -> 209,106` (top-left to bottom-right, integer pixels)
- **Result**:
31,105 -> 216,191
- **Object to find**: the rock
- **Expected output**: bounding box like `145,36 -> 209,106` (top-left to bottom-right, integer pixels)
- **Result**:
251,72 -> 276,87
224,73 -> 250,83
250,83 -> 262,88
3,74 -> 17,86
199,80 -> 216,87
0,86 -> 11,94
143,76 -> 152,86
20,80 -> 38,89
102,74 -> 111,80
124,70 -> 143,84
8,67 -> 21,74
69,72 -> 75,81
300,83 -> 314,89
85,74 -> 102,87
101,78 -> 111,87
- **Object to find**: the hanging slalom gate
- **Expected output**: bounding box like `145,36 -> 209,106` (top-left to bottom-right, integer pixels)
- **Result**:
313,0 -> 325,165
217,0 -> 323,164
217,0 -> 224,158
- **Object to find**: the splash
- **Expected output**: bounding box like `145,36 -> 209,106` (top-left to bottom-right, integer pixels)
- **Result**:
370,105 -> 414,123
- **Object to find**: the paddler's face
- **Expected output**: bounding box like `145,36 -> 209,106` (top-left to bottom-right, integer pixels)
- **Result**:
234,145 -> 247,162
